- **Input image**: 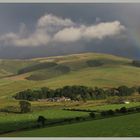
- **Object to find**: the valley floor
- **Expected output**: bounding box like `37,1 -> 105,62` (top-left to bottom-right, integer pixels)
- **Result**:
0,101 -> 140,137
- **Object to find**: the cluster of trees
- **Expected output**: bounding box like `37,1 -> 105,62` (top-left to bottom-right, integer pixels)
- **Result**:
14,85 -> 140,101
14,88 -> 54,101
14,86 -> 94,101
101,106 -> 140,117
54,65 -> 71,73
89,106 -> 140,119
89,112 -> 96,118
18,62 -> 57,74
36,115 -> 87,128
86,60 -> 104,67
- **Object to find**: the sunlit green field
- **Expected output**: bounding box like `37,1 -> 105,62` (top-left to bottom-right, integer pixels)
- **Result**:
74,102 -> 140,110
4,113 -> 140,137
0,109 -> 88,133
0,101 -> 139,135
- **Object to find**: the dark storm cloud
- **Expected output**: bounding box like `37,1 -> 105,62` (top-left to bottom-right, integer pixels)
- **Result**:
0,3 -> 140,59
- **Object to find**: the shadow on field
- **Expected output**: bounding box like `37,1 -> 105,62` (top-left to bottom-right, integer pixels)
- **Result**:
0,116 -> 90,135
0,106 -> 140,136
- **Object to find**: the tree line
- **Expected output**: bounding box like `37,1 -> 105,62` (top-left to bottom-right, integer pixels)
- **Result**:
14,85 -> 140,101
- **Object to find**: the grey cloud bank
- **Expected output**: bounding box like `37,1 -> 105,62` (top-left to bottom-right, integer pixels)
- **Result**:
0,4 -> 140,59
0,14 -> 125,47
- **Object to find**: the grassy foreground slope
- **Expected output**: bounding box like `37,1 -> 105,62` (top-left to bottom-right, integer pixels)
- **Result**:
0,52 -> 140,98
4,113 -> 140,137
0,109 -> 88,133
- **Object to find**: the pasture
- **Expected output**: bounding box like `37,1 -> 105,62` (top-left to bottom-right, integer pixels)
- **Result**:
3,113 -> 140,137
73,102 -> 140,110
0,109 -> 89,133
0,101 -> 140,135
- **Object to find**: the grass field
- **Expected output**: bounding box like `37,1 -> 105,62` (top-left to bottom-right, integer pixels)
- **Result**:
73,102 -> 140,110
3,113 -> 140,137
0,52 -> 140,137
0,109 -> 89,133
0,101 -> 139,135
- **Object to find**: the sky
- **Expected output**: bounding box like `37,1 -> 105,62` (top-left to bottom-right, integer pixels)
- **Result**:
0,3 -> 140,59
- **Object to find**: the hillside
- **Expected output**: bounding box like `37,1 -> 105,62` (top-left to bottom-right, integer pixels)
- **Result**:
0,59 -> 38,78
0,52 -> 140,98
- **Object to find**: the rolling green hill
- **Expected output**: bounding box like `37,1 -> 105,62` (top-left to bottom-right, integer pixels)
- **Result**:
0,59 -> 38,78
0,52 -> 140,137
0,52 -> 140,98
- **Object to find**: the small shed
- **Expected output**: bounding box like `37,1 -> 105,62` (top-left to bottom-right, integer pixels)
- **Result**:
124,101 -> 130,104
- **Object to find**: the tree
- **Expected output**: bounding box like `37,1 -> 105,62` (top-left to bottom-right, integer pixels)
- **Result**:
115,109 -> 120,113
19,101 -> 31,113
117,86 -> 134,96
127,108 -> 135,112
136,107 -> 140,112
119,107 -> 127,113
89,112 -> 96,118
87,60 -> 103,67
75,117 -> 82,121
37,116 -> 47,127
107,110 -> 115,115
101,111 -> 107,117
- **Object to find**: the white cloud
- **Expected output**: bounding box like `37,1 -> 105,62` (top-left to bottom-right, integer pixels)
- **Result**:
53,27 -> 82,42
0,28 -> 50,47
37,13 -> 75,28
83,21 -> 125,40
0,13 -> 126,47
0,32 -> 19,45
12,32 -> 50,47
53,21 -> 125,43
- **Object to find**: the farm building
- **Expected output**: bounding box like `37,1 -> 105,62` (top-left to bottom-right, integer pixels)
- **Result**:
38,97 -> 71,102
